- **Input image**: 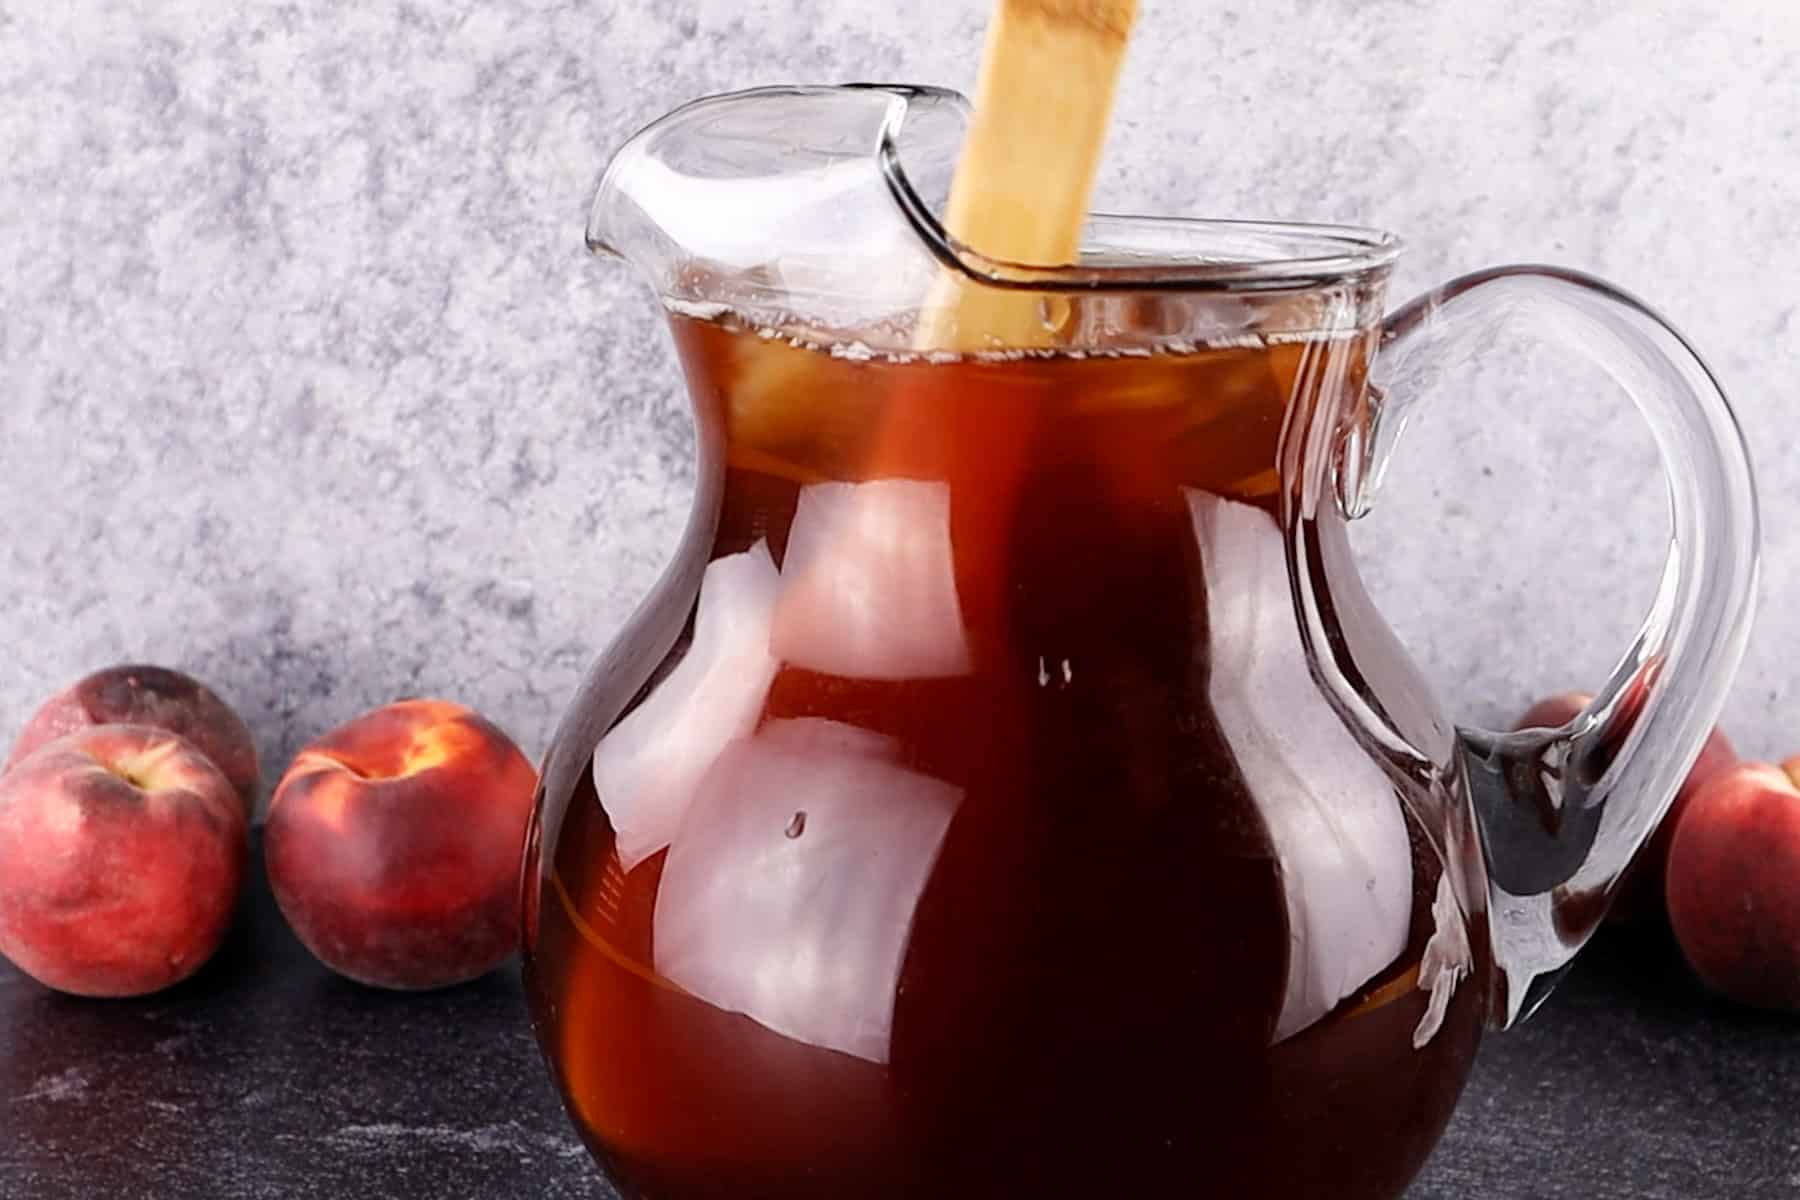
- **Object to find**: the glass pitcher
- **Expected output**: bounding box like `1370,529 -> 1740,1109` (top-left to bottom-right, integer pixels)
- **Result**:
521,85 -> 1758,1199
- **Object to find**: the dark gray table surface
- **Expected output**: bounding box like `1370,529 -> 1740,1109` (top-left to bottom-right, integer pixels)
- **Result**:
2,837 -> 1794,1200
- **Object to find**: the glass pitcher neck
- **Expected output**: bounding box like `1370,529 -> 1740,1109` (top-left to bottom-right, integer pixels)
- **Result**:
588,84 -> 1399,351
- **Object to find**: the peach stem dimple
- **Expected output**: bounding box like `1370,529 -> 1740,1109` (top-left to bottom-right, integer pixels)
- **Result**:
99,739 -> 185,791
332,757 -> 375,781
301,750 -> 375,782
100,761 -> 151,790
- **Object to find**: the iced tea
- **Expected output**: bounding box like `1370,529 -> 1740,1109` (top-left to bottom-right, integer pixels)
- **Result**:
523,311 -> 1486,1199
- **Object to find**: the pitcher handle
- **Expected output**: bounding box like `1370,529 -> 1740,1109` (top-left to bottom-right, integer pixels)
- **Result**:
1353,265 -> 1759,1027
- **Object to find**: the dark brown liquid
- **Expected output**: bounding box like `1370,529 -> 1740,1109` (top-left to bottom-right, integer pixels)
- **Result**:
524,314 -> 1487,1199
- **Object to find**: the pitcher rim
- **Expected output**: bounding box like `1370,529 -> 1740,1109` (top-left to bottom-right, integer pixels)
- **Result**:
589,83 -> 1402,294
862,82 -> 1402,293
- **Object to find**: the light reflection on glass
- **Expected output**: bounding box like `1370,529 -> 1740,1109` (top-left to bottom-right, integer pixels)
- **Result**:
1188,490 -> 1414,1043
1414,873 -> 1472,1048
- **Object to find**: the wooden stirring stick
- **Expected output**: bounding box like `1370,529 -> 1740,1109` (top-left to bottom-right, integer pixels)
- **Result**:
916,0 -> 1140,351
788,0 -> 1135,672
725,1 -> 1136,470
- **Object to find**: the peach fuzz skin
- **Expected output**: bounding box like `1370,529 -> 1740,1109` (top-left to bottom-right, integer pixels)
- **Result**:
0,726 -> 247,998
264,699 -> 538,991
6,664 -> 261,816
1666,761 -> 1800,1011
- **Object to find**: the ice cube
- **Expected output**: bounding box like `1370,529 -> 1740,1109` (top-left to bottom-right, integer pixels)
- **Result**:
654,723 -> 961,1063
592,541 -> 782,871
772,480 -> 973,680
1187,490 -> 1414,1043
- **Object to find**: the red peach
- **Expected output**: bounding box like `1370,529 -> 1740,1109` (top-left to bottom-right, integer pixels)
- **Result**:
1666,762 -> 1800,1010
1512,692 -> 1593,740
265,699 -> 538,990
0,726 -> 247,997
1514,690 -> 1735,924
6,664 -> 261,815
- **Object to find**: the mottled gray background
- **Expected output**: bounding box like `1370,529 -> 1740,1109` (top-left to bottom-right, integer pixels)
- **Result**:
3,0 -> 1797,811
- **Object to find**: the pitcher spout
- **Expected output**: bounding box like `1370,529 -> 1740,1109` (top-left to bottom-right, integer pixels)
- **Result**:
583,144 -> 638,261
584,85 -> 971,331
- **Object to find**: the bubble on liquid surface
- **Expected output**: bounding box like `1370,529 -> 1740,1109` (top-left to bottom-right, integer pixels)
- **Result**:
691,307 -> 1361,369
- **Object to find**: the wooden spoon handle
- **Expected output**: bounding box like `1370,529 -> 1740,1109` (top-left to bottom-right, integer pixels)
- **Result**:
917,0 -> 1140,351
